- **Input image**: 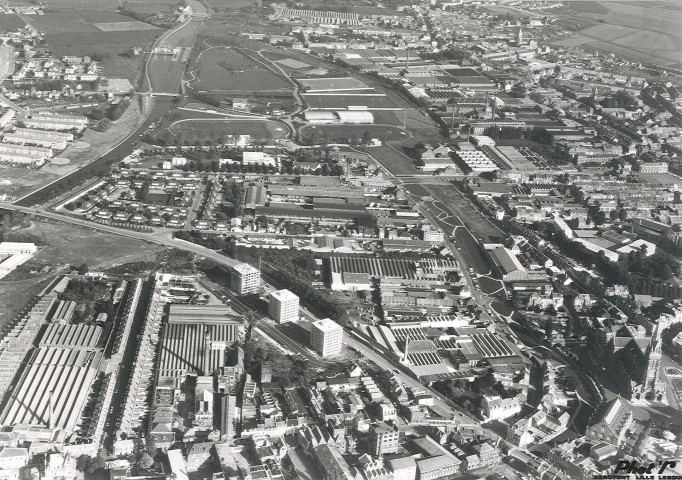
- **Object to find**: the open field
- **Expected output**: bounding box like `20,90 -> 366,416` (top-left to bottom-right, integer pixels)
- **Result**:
0,14 -> 24,30
299,124 -> 409,144
194,48 -> 290,92
170,118 -> 289,140
552,0 -> 682,66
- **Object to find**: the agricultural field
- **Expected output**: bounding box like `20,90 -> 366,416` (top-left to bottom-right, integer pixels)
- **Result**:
299,124 -> 410,145
26,8 -> 163,81
169,118 -> 289,140
192,47 -> 290,92
552,0 -> 682,66
17,0 -> 179,12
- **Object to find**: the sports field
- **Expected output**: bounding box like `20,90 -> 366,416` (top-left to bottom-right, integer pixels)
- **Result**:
170,118 -> 289,140
194,48 -> 290,92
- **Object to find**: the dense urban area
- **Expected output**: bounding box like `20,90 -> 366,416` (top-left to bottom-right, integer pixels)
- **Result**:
0,0 -> 681,479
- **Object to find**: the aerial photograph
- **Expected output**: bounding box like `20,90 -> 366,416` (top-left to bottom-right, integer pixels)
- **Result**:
0,0 -> 681,478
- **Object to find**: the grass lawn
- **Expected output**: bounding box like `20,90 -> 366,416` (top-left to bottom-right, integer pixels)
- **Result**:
479,276 -> 505,295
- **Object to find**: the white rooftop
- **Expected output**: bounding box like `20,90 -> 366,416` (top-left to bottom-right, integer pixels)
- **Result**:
313,318 -> 342,332
271,289 -> 298,301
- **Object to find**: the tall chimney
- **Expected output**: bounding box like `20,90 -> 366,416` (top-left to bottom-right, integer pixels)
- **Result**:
48,389 -> 54,430
203,329 -> 211,375
405,48 -> 410,70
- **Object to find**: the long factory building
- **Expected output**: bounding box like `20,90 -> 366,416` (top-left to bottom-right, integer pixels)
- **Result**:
159,305 -> 244,378
1,345 -> 101,432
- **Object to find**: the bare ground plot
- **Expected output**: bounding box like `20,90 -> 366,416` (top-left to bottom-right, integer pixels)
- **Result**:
30,8 -> 163,81
93,21 -> 160,32
0,220 -> 164,328
0,167 -> 59,202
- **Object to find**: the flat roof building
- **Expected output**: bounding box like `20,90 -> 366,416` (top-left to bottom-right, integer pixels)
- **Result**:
230,264 -> 260,296
311,318 -> 343,358
269,289 -> 299,323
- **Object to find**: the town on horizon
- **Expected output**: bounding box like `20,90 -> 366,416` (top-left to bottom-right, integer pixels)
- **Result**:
0,0 -> 681,479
